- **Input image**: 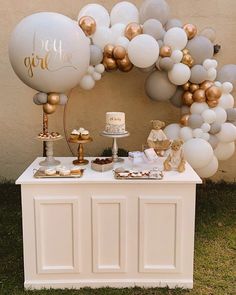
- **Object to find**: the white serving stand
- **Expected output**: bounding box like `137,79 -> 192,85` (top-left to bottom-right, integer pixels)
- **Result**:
16,157 -> 202,290
37,137 -> 63,167
100,131 -> 130,162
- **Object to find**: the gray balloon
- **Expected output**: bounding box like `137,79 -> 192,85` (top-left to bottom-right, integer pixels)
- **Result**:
143,19 -> 165,40
208,134 -> 219,149
217,64 -> 236,89
140,0 -> 170,25
170,87 -> 184,108
209,122 -> 222,135
200,27 -> 216,43
187,36 -> 214,65
33,94 -> 42,105
90,45 -> 103,66
145,70 -> 177,101
59,94 -> 68,105
139,64 -> 156,73
33,92 -> 47,105
159,57 -> 174,71
165,18 -> 183,31
190,65 -> 208,84
226,108 -> 236,122
188,114 -> 204,129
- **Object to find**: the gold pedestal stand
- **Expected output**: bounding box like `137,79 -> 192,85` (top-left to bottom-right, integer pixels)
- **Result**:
69,138 -> 93,165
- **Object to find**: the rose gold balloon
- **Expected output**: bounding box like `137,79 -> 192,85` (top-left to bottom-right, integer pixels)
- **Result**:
182,82 -> 191,91
182,54 -> 194,67
125,23 -> 143,41
78,16 -> 96,36
117,54 -> 133,72
182,91 -> 194,106
206,86 -> 222,101
189,84 -> 200,93
193,89 -> 206,102
182,48 -> 190,55
207,100 -> 219,108
180,114 -> 190,126
47,93 -> 60,105
103,56 -> 117,71
43,103 -> 56,115
113,46 -> 126,60
104,44 -> 115,58
160,46 -> 172,57
183,24 -> 197,40
200,80 -> 214,91
120,63 -> 133,72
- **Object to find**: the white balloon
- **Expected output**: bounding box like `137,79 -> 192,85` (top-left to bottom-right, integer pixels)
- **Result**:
168,63 -> 191,85
92,26 -> 112,49
218,94 -> 234,110
128,34 -> 159,68
110,23 -> 126,44
59,93 -> 68,105
216,123 -> 236,143
110,1 -> 139,25
193,128 -> 203,138
214,142 -> 235,161
95,64 -> 105,74
211,59 -> 218,69
222,82 -> 233,94
143,19 -> 165,40
183,138 -> 214,169
9,12 -> 90,93
87,65 -> 95,75
214,81 -> 222,88
201,123 -> 211,133
201,132 -> 210,141
190,102 -> 209,115
179,127 -> 193,142
203,59 -> 212,70
171,50 -> 183,63
207,68 -> 217,81
79,75 -> 95,90
202,109 -> 217,124
115,36 -> 130,49
212,106 -> 227,124
164,123 -> 181,140
92,72 -> 102,81
196,156 -> 218,178
78,4 -> 110,27
164,27 -> 188,50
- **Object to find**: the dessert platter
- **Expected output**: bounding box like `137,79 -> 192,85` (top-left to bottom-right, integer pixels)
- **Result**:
91,158 -> 113,172
114,167 -> 164,180
34,166 -> 84,178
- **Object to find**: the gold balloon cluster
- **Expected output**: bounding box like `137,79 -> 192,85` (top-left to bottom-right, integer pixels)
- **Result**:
182,80 -> 222,108
43,93 -> 60,114
102,44 -> 133,72
124,22 -> 143,40
78,16 -> 96,36
181,48 -> 194,68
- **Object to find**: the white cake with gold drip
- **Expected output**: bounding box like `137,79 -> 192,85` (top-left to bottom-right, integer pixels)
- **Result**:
105,112 -> 126,134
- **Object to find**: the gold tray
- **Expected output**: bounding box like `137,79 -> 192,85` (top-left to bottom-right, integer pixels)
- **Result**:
34,169 -> 84,179
114,169 -> 164,180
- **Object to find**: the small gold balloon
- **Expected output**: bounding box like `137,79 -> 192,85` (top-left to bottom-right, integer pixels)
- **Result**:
182,48 -> 190,55
182,82 -> 191,91
182,91 -> 194,106
78,16 -> 96,36
104,44 -> 115,58
206,86 -> 222,101
183,24 -> 197,40
120,63 -> 133,72
180,114 -> 190,126
43,103 -> 56,115
193,89 -> 206,102
189,84 -> 200,93
200,80 -> 214,91
103,56 -> 117,71
113,46 -> 126,60
182,54 -> 194,67
124,22 -> 143,41
47,93 -> 60,105
117,54 -> 133,72
207,100 -> 219,108
160,46 -> 172,57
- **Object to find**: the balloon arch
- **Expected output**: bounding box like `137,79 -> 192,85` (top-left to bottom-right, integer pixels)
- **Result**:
9,0 -> 236,178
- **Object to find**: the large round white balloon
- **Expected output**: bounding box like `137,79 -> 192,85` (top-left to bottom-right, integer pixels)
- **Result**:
115,36 -> 130,49
110,1 -> 139,25
190,102 -> 209,115
196,156 -> 218,178
128,34 -> 159,68
164,124 -> 181,140
9,12 -> 90,93
179,127 -> 193,142
168,63 -> 191,85
216,123 -> 236,143
212,106 -> 227,124
92,26 -> 112,49
214,142 -> 235,161
164,27 -> 188,50
183,138 -> 214,169
218,94 -> 234,110
110,23 -> 126,44
202,109 -> 216,124
78,4 -> 110,27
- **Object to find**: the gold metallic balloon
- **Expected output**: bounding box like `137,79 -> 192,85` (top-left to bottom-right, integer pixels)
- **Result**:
193,89 -> 206,102
43,103 -> 56,115
182,91 -> 194,106
207,100 -> 219,108
104,44 -> 115,58
124,23 -> 143,41
182,48 -> 190,55
200,80 -> 214,91
180,114 -> 190,126
182,54 -> 194,67
183,24 -> 197,40
206,86 -> 222,101
182,82 -> 191,91
47,93 -> 60,105
117,54 -> 133,72
160,46 -> 172,57
103,56 -> 117,71
120,63 -> 133,72
189,84 -> 200,93
78,16 -> 96,36
113,46 -> 126,60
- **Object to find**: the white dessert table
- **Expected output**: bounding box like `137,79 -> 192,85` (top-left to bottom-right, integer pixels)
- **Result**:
16,157 -> 202,290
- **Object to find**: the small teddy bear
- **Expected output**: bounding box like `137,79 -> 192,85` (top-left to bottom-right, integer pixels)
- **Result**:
164,139 -> 186,173
147,120 -> 171,156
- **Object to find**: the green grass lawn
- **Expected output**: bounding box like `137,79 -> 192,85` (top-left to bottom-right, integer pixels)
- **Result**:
0,182 -> 235,295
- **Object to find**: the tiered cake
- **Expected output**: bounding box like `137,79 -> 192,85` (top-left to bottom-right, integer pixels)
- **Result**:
105,112 -> 126,134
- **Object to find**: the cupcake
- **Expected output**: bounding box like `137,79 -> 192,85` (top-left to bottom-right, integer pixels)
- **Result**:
70,129 -> 80,140
81,130 -> 90,140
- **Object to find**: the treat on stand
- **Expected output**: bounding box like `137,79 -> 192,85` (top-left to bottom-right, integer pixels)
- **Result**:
105,112 -> 126,134
81,130 -> 90,140
91,158 -> 113,172
69,128 -> 90,141
164,140 -> 186,173
37,131 -> 61,140
70,129 -> 80,140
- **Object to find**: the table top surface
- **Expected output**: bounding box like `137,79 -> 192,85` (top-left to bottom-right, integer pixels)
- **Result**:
16,157 -> 202,185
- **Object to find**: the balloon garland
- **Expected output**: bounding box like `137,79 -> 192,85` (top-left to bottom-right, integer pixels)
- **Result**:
8,0 -> 236,178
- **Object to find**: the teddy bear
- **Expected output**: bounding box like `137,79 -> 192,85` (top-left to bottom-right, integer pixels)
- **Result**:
147,120 -> 171,156
164,139 -> 186,173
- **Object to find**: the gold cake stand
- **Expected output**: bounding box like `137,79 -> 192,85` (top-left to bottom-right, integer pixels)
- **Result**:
69,137 -> 93,165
